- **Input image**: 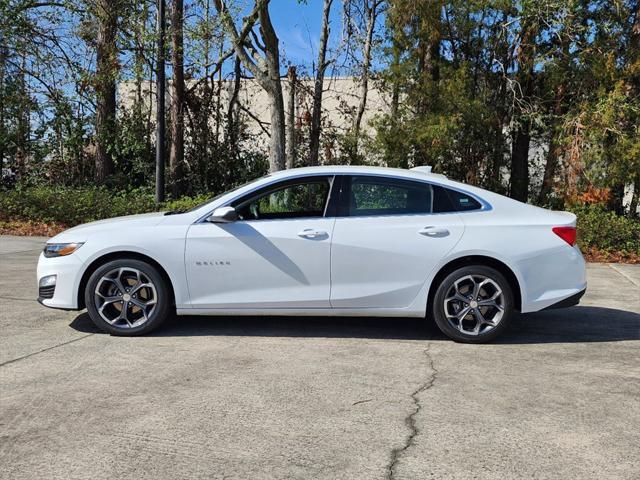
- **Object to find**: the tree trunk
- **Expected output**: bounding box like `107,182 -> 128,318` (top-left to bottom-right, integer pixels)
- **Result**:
509,19 -> 537,202
538,136 -> 559,205
14,57 -> 29,180
215,41 -> 224,144
628,174 -> 640,218
389,32 -> 400,123
487,10 -> 510,191
0,41 -> 6,174
226,55 -> 241,152
94,0 -> 119,183
286,66 -> 296,169
155,0 -> 166,202
214,0 -> 285,171
133,1 -> 146,110
308,0 -> 333,167
414,3 -> 441,118
625,2 -> 639,218
353,0 -> 378,153
169,0 -> 185,197
607,183 -> 625,215
268,86 -> 286,171
630,1 -> 640,88
538,85 -> 566,204
510,121 -> 530,202
258,3 -> 286,172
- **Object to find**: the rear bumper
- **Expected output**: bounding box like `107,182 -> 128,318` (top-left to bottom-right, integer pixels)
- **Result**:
542,288 -> 586,310
518,245 -> 587,313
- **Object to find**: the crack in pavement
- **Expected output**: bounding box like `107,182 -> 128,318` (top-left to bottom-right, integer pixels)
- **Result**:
0,248 -> 43,256
0,296 -> 35,302
608,264 -> 639,287
386,344 -> 438,480
0,333 -> 95,367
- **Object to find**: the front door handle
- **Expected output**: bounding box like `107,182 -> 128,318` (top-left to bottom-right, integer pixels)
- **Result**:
418,226 -> 450,237
297,228 -> 328,239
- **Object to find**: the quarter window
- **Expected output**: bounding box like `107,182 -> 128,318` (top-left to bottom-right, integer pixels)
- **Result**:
432,186 -> 483,213
345,176 -> 433,216
235,179 -> 331,220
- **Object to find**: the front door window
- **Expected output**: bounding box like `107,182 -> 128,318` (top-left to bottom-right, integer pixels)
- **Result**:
235,179 -> 331,220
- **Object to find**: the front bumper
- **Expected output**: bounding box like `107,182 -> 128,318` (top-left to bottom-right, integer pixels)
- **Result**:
36,252 -> 84,310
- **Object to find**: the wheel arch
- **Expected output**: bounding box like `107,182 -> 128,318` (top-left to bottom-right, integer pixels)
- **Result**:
77,251 -> 176,310
426,255 -> 523,315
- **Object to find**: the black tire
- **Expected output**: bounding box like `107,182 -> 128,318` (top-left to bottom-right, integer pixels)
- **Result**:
85,258 -> 171,336
432,265 -> 514,344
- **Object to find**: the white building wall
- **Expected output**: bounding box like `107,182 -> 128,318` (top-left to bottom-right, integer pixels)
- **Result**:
118,77 -> 390,152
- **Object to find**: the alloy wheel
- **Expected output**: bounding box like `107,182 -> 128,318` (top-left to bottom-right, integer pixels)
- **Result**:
443,274 -> 505,336
94,267 -> 157,328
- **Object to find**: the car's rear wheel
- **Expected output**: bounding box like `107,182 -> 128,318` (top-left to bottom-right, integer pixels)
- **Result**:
432,265 -> 514,343
85,258 -> 171,335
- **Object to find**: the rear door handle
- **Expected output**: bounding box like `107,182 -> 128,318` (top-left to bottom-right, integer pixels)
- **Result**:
297,228 -> 328,239
418,226 -> 450,237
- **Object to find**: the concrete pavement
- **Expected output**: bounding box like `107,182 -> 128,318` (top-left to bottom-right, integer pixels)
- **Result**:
0,235 -> 638,479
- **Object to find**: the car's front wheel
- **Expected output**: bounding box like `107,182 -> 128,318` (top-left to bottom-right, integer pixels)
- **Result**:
85,258 -> 171,335
432,265 -> 514,343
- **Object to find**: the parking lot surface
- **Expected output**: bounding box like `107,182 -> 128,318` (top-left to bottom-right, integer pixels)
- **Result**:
1,235 -> 639,479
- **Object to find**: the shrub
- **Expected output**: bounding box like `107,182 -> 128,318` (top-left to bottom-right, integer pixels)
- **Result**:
162,194 -> 211,213
0,186 -> 215,226
2,187 -> 638,260
0,186 -> 157,225
569,204 -> 640,256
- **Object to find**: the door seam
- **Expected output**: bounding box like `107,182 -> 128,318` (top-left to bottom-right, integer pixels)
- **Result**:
328,216 -> 337,308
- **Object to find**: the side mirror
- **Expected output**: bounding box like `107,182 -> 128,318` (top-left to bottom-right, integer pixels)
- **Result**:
207,206 -> 238,223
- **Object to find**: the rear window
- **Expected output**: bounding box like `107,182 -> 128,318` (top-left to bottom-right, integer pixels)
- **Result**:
433,186 -> 483,213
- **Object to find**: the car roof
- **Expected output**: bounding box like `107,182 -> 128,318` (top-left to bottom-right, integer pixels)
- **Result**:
269,165 -> 448,182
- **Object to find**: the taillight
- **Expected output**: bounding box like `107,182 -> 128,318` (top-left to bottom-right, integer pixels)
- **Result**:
552,226 -> 577,246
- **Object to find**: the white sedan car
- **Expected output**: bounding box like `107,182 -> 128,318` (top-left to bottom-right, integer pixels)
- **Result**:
37,166 -> 587,343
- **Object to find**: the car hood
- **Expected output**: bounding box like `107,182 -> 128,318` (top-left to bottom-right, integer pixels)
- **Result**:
49,212 -> 167,243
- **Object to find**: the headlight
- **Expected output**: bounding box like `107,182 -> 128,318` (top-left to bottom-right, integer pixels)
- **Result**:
43,242 -> 84,258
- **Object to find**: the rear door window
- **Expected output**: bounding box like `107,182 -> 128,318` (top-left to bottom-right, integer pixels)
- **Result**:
342,176 -> 433,216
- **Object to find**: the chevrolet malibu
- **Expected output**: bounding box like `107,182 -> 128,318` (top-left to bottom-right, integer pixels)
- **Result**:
37,166 -> 587,343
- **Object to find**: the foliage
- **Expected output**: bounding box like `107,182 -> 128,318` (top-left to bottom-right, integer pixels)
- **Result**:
162,194 -> 211,213
0,186 -> 209,226
0,186 -> 156,225
570,204 -> 640,256
375,0 -> 640,211
567,82 -> 640,208
0,0 -> 639,231
1,186 -> 637,262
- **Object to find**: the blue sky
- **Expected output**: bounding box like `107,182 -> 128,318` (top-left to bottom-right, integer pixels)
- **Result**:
268,0 -> 346,70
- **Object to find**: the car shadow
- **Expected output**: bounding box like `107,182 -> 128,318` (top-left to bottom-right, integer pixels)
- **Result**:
69,306 -> 640,344
218,222 -> 310,285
